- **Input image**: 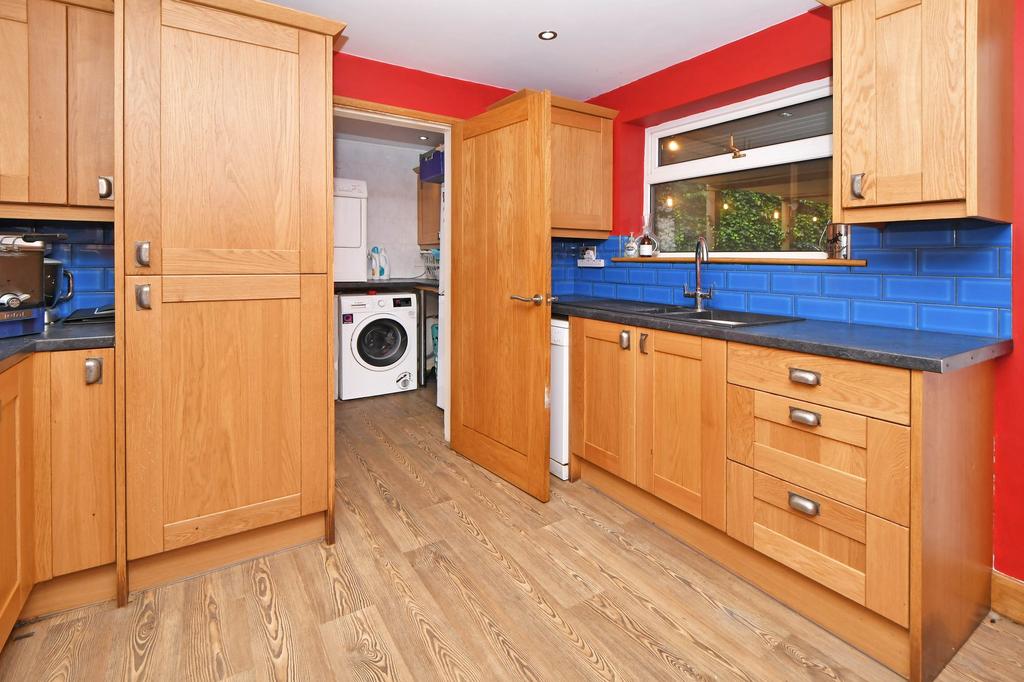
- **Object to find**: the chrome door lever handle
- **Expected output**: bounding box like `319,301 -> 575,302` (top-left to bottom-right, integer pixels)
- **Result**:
510,294 -> 543,305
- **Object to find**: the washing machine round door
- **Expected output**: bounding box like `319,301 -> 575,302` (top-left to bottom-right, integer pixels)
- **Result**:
354,315 -> 409,369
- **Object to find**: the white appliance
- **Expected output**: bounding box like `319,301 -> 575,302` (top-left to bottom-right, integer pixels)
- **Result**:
550,318 -> 570,480
333,178 -> 368,282
339,293 -> 418,400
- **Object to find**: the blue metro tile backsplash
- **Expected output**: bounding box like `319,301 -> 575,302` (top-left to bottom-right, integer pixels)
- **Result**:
0,219 -> 115,320
553,220 -> 1013,338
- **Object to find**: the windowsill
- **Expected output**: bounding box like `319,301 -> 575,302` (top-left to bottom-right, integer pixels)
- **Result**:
610,256 -> 868,267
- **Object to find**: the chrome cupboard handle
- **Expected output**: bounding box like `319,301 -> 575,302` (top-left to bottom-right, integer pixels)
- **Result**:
135,284 -> 152,310
510,294 -> 543,305
789,407 -> 821,427
788,367 -> 820,386
135,241 -> 151,267
788,492 -> 820,517
851,173 -> 865,200
639,333 -> 649,354
84,357 -> 103,385
619,330 -> 631,350
98,175 -> 114,200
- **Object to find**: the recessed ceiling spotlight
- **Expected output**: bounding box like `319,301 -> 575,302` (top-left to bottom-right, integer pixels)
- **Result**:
419,135 -> 429,141
538,30 -> 558,40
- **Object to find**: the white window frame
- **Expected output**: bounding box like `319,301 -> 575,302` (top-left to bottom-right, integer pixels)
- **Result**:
643,77 -> 833,259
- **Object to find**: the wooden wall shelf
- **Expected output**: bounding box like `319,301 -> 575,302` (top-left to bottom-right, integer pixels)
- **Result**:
610,257 -> 868,267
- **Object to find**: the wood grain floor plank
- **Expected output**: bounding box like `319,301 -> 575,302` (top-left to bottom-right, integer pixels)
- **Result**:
2,386 -> 1022,680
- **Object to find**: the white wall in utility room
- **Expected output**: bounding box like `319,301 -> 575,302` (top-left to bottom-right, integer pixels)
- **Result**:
335,137 -> 424,279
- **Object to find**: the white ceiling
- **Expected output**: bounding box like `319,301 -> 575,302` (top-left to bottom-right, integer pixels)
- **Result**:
334,116 -> 440,150
278,0 -> 820,100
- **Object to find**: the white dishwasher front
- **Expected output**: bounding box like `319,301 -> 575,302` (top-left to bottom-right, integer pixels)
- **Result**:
550,318 -> 570,480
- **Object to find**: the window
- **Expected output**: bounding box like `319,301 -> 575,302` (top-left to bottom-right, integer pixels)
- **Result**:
644,80 -> 833,257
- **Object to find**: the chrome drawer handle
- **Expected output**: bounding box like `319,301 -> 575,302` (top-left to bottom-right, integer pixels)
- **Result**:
788,492 -> 820,517
639,332 -> 649,354
789,407 -> 821,427
619,330 -> 630,350
788,367 -> 821,386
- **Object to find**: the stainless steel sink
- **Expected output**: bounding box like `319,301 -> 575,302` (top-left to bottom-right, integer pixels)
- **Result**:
655,309 -> 802,327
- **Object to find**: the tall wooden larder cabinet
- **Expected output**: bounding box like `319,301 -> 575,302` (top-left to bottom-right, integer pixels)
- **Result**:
117,0 -> 343,563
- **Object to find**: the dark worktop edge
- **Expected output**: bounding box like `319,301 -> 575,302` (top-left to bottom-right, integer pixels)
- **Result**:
553,302 -> 1011,373
0,323 -> 115,374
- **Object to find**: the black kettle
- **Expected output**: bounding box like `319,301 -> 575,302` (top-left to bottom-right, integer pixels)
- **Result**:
44,258 -> 74,323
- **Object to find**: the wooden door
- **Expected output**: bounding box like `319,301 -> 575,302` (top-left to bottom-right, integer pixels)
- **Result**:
67,5 -> 114,207
636,331 -> 727,529
451,90 -> 552,501
417,175 -> 441,247
570,318 -> 637,483
125,275 -> 331,559
0,360 -> 35,643
50,349 -> 115,575
123,0 -> 330,275
838,0 -> 966,208
0,0 -> 67,204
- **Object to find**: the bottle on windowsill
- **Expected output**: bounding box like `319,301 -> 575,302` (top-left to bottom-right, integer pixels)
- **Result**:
637,228 -> 659,257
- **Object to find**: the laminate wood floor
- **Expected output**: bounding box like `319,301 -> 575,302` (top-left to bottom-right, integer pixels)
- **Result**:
2,385 -> 1023,681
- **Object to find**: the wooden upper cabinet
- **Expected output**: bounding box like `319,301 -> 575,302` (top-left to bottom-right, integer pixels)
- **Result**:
486,90 -> 616,238
416,171 -> 441,247
124,0 -> 334,276
0,0 -> 67,205
832,0 -> 1012,223
67,5 -> 114,207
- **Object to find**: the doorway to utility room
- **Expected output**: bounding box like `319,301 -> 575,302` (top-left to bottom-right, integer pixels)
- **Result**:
331,106 -> 453,441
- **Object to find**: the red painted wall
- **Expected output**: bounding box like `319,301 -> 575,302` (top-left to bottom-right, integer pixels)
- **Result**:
333,53 -> 512,120
585,7 -> 833,235
993,0 -> 1023,580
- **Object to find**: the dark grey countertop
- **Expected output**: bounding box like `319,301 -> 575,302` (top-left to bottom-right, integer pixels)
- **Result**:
0,322 -> 115,374
334,278 -> 439,293
554,297 -> 1012,373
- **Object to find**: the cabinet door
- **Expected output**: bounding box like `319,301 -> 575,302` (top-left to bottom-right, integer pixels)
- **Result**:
636,331 -> 726,529
123,0 -> 330,275
417,177 -> 441,247
67,6 -> 114,207
0,0 -> 67,204
571,318 -> 637,483
0,360 -> 34,643
550,106 -> 612,233
50,349 -> 115,576
838,0 -> 966,208
125,275 -> 330,559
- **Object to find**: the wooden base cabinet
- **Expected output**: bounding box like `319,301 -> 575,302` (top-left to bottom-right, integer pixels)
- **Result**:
571,320 -> 996,681
0,358 -> 36,644
569,318 -> 727,528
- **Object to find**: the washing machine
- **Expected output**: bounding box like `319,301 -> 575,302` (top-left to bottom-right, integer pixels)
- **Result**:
339,293 -> 418,400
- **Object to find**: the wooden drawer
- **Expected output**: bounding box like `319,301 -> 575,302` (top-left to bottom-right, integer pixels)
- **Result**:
727,343 -> 911,424
727,463 -> 909,627
727,386 -> 910,526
